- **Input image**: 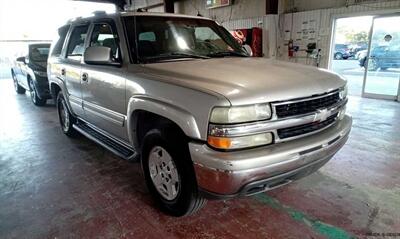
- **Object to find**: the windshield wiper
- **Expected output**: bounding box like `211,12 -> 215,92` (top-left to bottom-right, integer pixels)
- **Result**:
207,51 -> 248,57
144,52 -> 210,62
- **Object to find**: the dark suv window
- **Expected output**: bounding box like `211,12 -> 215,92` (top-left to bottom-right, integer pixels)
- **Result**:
66,25 -> 89,61
90,23 -> 119,59
51,25 -> 70,57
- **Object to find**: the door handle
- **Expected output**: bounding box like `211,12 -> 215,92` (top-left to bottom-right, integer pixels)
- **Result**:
61,68 -> 66,76
81,73 -> 88,82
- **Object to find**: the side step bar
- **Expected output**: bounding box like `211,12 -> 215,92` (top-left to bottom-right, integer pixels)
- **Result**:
73,121 -> 138,161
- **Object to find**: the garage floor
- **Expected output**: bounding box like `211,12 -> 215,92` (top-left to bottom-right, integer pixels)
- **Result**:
0,79 -> 399,239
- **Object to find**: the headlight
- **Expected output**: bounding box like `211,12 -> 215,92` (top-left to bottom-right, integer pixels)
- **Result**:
34,70 -> 47,77
208,103 -> 274,150
339,85 -> 348,100
210,103 -> 272,124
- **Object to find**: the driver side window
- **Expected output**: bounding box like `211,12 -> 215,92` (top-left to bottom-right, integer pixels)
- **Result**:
90,23 -> 119,60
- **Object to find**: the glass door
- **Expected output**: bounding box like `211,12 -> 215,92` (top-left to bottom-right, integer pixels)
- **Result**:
362,15 -> 400,101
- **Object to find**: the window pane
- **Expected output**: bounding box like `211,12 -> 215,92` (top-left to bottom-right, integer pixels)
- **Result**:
67,25 -> 89,60
90,23 -> 119,58
51,25 -> 70,57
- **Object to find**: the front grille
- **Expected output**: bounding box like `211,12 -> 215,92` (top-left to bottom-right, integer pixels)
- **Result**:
277,113 -> 338,139
275,92 -> 340,118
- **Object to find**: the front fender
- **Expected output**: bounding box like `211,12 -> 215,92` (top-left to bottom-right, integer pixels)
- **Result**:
127,95 -> 202,147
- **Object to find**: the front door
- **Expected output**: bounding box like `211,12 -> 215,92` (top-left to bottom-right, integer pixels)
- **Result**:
81,20 -> 128,141
363,15 -> 400,101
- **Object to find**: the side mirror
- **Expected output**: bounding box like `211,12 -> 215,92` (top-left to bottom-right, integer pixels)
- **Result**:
243,44 -> 253,57
16,56 -> 26,64
83,46 -> 120,66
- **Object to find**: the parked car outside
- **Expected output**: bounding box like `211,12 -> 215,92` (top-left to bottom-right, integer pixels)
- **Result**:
48,12 -> 352,216
11,43 -> 51,106
334,44 -> 351,60
358,46 -> 400,71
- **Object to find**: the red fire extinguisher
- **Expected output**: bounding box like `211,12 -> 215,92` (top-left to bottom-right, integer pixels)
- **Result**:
288,40 -> 294,57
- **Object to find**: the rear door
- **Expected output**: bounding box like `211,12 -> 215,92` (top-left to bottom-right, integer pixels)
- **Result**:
62,23 -> 90,116
81,19 -> 128,141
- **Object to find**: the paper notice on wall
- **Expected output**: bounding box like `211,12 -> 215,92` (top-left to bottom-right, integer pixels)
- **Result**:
284,30 -> 291,41
301,21 -> 308,31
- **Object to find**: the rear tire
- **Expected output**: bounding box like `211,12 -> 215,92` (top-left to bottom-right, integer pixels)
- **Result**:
29,79 -> 46,106
56,91 -> 78,137
12,71 -> 25,94
141,128 -> 206,217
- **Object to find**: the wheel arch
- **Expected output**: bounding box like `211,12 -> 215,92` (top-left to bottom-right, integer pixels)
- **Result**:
127,96 -> 202,149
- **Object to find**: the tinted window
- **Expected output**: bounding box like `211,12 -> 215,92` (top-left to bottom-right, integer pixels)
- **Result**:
67,25 -> 89,60
90,23 -> 119,59
51,25 -> 69,57
125,16 -> 247,63
30,45 -> 50,62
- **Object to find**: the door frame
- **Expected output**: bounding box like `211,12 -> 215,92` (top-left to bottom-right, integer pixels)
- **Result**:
362,13 -> 400,101
328,9 -> 400,101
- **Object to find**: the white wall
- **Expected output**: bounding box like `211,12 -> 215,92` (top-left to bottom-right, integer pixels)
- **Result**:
277,0 -> 400,68
177,0 -> 266,23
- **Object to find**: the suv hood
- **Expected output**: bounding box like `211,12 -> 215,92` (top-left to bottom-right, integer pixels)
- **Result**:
142,58 -> 346,105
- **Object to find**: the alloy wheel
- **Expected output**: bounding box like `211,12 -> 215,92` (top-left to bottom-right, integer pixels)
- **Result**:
148,146 -> 180,201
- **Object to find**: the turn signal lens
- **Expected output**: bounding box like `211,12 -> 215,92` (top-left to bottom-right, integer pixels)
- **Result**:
207,133 -> 273,150
207,136 -> 232,149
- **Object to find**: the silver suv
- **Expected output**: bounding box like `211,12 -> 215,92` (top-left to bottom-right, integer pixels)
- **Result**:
48,11 -> 352,216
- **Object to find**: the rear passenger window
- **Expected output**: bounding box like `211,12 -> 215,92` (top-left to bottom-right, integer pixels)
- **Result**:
90,23 -> 119,59
66,25 -> 89,61
51,25 -> 69,57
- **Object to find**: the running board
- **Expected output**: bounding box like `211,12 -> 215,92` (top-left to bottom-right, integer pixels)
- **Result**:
73,121 -> 138,161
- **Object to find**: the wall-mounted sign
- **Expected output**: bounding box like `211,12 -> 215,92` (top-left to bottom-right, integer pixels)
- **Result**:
206,0 -> 231,9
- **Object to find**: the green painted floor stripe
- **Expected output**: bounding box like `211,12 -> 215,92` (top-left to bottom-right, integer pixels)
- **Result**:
253,194 -> 356,239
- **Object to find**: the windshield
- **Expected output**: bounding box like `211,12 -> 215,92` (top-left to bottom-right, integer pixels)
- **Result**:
124,16 -> 248,63
29,45 -> 50,62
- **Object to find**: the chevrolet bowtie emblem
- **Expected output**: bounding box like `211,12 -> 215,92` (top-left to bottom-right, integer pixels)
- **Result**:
314,109 -> 329,122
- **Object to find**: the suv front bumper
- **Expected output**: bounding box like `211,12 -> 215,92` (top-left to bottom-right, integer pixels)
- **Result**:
189,115 -> 352,198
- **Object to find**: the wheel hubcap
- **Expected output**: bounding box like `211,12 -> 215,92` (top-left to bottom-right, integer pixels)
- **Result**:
59,99 -> 70,132
148,146 -> 180,201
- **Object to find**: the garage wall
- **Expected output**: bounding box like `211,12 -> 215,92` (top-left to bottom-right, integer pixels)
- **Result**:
283,0 -> 398,12
177,0 -> 266,23
277,0 -> 400,69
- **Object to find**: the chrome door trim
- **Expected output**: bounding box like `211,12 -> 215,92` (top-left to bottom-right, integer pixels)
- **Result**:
83,100 -> 126,127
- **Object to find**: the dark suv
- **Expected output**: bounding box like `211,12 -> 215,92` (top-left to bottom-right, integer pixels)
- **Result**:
11,43 -> 51,106
359,46 -> 400,71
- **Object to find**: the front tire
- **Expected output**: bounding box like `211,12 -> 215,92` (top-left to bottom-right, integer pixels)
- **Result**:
334,53 -> 343,60
141,128 -> 206,217
57,91 -> 78,137
12,71 -> 25,94
29,79 -> 46,106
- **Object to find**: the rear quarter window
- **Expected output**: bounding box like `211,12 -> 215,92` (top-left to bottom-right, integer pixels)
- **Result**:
50,25 -> 70,57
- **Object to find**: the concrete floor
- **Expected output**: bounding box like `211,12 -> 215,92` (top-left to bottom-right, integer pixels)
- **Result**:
0,78 -> 399,239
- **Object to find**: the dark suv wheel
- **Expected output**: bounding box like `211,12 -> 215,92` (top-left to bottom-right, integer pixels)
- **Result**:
29,79 -> 46,106
56,91 -> 78,137
334,52 -> 343,60
12,71 -> 25,94
141,128 -> 206,217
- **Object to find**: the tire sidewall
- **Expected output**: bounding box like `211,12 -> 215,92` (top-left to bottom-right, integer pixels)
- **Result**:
57,92 -> 73,134
141,129 -> 198,216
